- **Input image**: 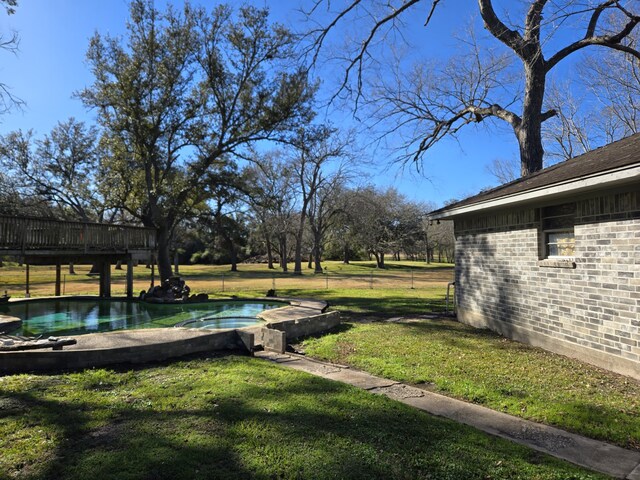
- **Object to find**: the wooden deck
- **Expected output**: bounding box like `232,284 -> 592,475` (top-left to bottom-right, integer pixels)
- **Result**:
0,215 -> 157,297
0,215 -> 156,258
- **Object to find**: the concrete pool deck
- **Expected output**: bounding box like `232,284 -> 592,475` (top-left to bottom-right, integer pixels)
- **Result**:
0,297 -> 338,374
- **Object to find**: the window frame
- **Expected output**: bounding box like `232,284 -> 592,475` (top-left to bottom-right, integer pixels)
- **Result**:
544,229 -> 576,258
540,202 -> 576,260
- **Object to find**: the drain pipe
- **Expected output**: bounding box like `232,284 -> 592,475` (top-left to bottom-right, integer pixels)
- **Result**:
445,282 -> 456,316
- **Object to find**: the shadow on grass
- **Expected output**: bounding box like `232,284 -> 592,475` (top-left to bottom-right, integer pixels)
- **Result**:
0,358 -> 602,480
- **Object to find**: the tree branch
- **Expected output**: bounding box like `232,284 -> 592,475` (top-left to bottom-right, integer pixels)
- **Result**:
524,0 -> 548,43
478,0 -> 525,56
541,109 -> 557,122
546,3 -> 640,70
586,0 -> 616,38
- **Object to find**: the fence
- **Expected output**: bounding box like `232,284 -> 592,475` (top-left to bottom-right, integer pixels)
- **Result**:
210,270 -> 453,293
0,264 -> 454,311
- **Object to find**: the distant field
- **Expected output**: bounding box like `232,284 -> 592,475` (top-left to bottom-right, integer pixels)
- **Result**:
0,261 -> 454,313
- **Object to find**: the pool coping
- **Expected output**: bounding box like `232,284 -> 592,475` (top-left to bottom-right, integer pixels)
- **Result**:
0,296 -> 337,374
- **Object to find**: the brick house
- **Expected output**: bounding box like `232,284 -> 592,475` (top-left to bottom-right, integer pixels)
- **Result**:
428,134 -> 640,380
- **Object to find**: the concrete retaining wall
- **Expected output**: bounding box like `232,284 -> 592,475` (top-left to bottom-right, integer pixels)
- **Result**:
266,311 -> 341,340
0,329 -> 245,374
0,314 -> 21,333
0,299 -> 339,374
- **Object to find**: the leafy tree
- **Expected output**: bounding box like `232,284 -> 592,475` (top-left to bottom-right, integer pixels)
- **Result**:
1,0 -> 16,15
388,200 -> 427,261
305,0 -> 640,176
80,0 -> 316,281
0,118 -> 105,221
346,187 -> 397,269
205,165 -> 249,272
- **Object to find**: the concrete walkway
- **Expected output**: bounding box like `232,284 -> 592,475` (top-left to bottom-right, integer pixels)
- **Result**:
255,350 -> 640,480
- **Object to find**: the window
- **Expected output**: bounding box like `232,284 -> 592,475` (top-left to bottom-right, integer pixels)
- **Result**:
546,231 -> 575,257
541,203 -> 576,258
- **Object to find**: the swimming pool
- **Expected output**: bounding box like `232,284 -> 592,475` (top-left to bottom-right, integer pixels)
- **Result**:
2,299 -> 283,337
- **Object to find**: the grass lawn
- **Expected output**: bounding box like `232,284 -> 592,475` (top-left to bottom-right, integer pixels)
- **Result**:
0,355 -> 604,480
0,261 -> 454,302
1,259 -> 636,476
300,319 -> 640,451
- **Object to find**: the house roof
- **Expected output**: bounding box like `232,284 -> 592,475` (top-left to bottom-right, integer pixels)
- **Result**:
428,133 -> 640,219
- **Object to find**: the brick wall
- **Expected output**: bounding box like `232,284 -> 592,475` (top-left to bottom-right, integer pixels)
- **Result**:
454,189 -> 640,379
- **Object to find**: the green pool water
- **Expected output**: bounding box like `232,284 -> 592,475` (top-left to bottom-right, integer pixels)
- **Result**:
3,299 -> 283,337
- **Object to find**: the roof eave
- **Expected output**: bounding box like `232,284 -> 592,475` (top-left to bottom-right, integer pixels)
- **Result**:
428,163 -> 640,220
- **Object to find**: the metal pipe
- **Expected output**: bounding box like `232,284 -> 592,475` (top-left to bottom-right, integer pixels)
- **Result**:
445,281 -> 456,316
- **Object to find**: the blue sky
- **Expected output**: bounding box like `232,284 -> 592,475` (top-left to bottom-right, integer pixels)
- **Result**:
0,0 -> 525,208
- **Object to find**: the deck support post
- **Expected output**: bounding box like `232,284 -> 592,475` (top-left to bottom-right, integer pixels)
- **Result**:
98,261 -> 111,298
55,262 -> 61,296
25,262 -> 30,298
126,258 -> 134,299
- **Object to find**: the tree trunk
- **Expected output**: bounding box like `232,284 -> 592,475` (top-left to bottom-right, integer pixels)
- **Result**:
517,62 -> 546,176
307,253 -> 313,269
343,244 -> 350,264
313,244 -> 323,274
69,262 -> 76,274
279,237 -> 288,272
155,227 -> 173,281
293,226 -> 304,275
265,232 -> 274,269
115,260 -> 123,270
312,228 -> 324,273
373,251 -> 385,269
173,251 -> 180,275
229,247 -> 238,272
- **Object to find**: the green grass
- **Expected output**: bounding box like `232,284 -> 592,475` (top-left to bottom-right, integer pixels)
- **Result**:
0,260 -> 454,301
301,320 -> 640,450
2,259 -> 636,475
216,287 -> 449,316
0,355 -> 604,479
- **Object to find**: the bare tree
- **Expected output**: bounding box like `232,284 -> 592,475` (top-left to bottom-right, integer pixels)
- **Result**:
542,24 -> 640,161
580,22 -> 640,137
244,152 -> 298,271
307,174 -> 349,273
290,125 -> 352,275
485,157 -> 519,184
542,84 -> 597,162
0,0 -> 22,115
305,0 -> 640,176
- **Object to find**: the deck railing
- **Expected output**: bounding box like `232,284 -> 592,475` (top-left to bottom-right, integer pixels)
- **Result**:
0,215 -> 156,253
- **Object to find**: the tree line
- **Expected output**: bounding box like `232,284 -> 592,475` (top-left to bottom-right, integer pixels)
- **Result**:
0,114 -> 455,272
1,0 -> 639,278
0,0 -> 453,277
